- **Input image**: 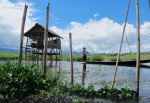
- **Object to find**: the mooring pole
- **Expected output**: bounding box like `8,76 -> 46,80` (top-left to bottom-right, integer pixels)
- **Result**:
43,3 -> 50,79
135,0 -> 140,97
69,33 -> 73,84
112,0 -> 130,89
19,4 -> 28,64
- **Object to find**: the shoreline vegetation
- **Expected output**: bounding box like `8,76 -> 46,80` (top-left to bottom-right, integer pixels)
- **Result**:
0,61 -> 137,103
1,52 -> 150,61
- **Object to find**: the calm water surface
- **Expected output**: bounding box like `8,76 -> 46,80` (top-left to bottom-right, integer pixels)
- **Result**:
60,61 -> 150,103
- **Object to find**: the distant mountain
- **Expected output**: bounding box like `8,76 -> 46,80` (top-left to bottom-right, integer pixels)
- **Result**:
0,47 -> 19,53
61,51 -> 94,55
0,47 -> 91,55
62,51 -> 83,55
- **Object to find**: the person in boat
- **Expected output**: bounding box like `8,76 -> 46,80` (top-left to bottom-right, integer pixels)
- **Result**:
82,47 -> 89,62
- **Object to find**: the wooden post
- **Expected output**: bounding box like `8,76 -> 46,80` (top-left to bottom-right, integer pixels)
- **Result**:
43,3 -> 50,79
69,33 -> 73,84
135,0 -> 140,97
19,4 -> 28,64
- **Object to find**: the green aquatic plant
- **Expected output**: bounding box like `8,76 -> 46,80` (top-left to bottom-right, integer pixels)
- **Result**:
95,80 -> 108,87
96,85 -> 136,99
72,97 -> 89,103
121,86 -> 137,99
0,61 -> 60,99
70,83 -> 85,95
64,82 -> 137,100
96,86 -> 112,97
85,84 -> 96,96
116,79 -> 128,87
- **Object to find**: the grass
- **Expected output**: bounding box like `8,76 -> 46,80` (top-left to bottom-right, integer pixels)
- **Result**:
1,52 -> 150,61
66,53 -> 150,61
0,52 -> 19,60
0,52 -> 60,61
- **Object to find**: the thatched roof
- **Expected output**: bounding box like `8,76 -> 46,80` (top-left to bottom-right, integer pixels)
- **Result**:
24,23 -> 63,40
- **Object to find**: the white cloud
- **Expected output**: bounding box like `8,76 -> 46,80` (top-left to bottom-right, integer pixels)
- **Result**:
94,13 -> 99,18
0,0 -> 36,48
51,18 -> 124,53
141,22 -> 150,35
51,18 -> 150,53
1,0 -> 150,54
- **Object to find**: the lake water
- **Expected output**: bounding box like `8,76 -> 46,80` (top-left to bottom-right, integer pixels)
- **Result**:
0,60 -> 150,102
59,61 -> 150,103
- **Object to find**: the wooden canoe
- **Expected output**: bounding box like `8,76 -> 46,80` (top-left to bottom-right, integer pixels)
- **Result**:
86,59 -> 150,66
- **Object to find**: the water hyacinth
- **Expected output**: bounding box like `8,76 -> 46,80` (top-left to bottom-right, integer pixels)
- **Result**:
0,61 -> 54,99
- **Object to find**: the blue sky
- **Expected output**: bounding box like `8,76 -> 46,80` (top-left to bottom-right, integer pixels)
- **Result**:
28,0 -> 150,28
0,0 -> 150,53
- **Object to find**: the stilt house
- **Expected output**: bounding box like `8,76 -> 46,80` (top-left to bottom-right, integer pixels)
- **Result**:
24,23 -> 63,66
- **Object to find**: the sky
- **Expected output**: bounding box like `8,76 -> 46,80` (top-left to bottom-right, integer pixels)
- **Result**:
0,0 -> 150,54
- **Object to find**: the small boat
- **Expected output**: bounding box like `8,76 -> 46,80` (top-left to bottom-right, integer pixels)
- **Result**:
86,59 -> 150,66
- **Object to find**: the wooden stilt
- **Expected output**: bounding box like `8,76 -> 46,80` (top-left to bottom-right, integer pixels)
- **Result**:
19,4 -> 28,64
43,3 -> 50,79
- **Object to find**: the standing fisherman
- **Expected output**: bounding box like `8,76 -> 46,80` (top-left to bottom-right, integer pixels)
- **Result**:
82,47 -> 89,62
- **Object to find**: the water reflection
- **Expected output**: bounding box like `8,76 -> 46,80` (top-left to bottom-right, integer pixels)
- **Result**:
82,63 -> 86,87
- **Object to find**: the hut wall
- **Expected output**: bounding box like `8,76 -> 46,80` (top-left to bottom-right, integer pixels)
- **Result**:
47,39 -> 61,49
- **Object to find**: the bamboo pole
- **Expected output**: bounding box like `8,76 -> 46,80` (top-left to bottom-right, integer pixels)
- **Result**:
43,3 -> 50,79
112,0 -> 130,88
135,0 -> 140,97
19,4 -> 28,64
69,33 -> 73,84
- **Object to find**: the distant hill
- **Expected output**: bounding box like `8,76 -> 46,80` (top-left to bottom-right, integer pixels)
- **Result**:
62,51 -> 82,55
0,47 -> 19,53
0,47 -> 90,55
